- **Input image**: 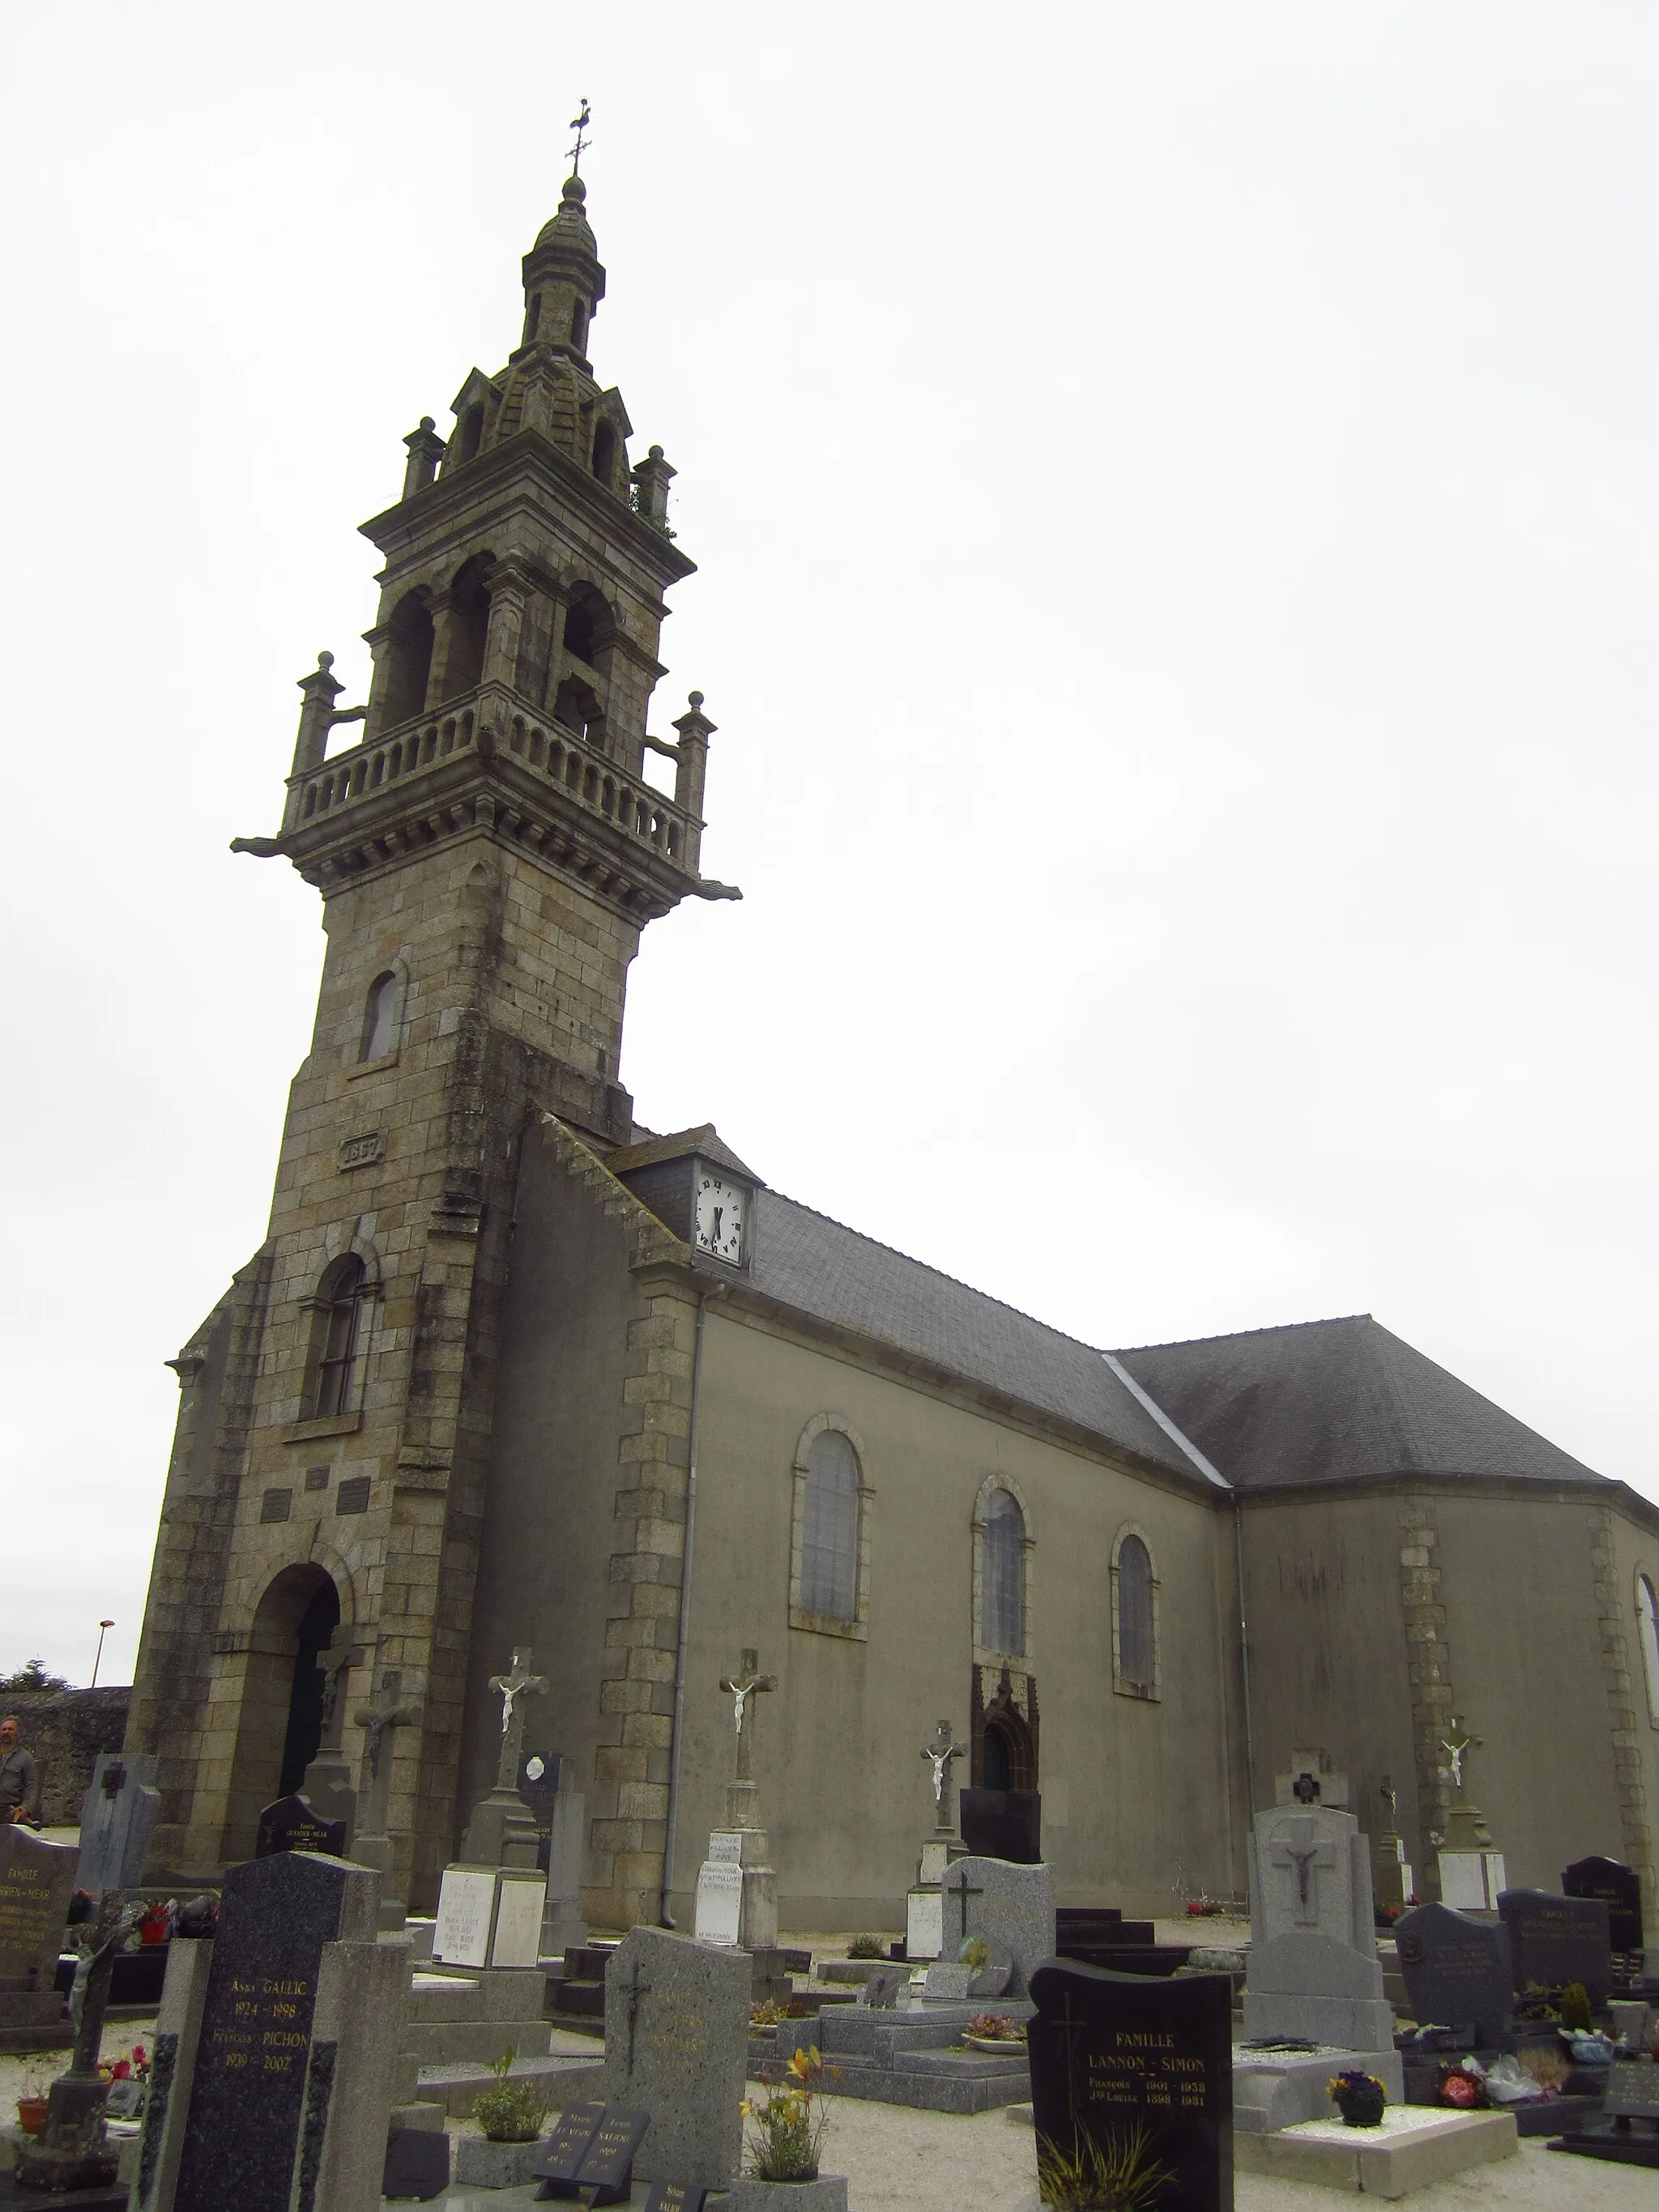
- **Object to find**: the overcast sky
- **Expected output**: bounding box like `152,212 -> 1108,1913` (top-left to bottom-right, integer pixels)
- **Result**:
2,2 -> 1655,1687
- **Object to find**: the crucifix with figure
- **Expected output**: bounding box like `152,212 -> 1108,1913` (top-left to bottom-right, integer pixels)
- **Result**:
922,1720 -> 966,1838
719,1648 -> 775,1784
1269,1815 -> 1337,1927
489,1646 -> 549,1790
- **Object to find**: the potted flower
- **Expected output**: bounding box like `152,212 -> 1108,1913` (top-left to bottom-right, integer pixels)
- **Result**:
1328,2069 -> 1388,2127
15,2064 -> 49,2137
963,2013 -> 1027,2052
456,2048 -> 554,2189
733,2046 -> 846,2209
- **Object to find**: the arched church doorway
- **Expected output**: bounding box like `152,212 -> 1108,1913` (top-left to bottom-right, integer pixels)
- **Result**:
220,1564 -> 342,1860
983,1720 -> 1013,1792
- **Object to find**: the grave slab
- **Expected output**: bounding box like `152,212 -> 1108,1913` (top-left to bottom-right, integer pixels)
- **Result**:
1392,1901 -> 1513,2042
1235,2106 -> 1517,2197
1499,1888 -> 1613,2007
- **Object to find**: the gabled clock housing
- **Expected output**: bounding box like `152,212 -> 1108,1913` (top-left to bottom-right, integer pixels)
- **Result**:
608,1123 -> 761,1273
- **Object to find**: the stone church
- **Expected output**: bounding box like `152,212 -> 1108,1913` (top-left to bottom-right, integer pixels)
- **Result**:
130,168 -> 1659,1940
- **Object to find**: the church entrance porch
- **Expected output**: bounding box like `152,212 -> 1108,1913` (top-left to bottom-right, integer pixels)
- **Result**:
219,1562 -> 343,1864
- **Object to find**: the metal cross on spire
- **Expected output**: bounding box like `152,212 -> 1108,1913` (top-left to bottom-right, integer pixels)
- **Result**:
568,96 -> 592,176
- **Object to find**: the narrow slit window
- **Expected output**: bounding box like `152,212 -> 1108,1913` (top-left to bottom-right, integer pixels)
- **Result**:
360,972 -> 399,1061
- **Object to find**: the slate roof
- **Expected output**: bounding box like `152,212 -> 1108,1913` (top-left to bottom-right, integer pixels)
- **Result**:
607,1124 -> 764,1182
744,1190 -> 1200,1482
1112,1315 -> 1606,1493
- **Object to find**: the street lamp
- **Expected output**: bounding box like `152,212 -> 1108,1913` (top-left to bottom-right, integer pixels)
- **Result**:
91,1621 -> 114,1689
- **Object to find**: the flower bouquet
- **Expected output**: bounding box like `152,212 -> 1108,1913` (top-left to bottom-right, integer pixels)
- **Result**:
1328,2068 -> 1388,2127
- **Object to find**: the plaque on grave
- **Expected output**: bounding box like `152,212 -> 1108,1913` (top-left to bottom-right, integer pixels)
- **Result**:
906,1886 -> 943,1961
531,2099 -> 607,2191
1564,1856 -> 1644,1954
492,1872 -> 548,1967
1499,1888 -> 1613,2008
170,1851 -> 371,2212
383,2124 -> 451,2201
1028,1958 -> 1233,2212
1606,2061 -> 1659,2120
693,1861 -> 743,1946
1393,1901 -> 1513,2044
433,1865 -> 497,1967
577,2105 -> 650,2206
254,1791 -> 348,1860
960,1787 -> 1042,1864
638,2185 -> 709,2212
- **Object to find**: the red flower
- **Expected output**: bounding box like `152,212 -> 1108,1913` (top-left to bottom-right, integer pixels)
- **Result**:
1442,2073 -> 1477,2108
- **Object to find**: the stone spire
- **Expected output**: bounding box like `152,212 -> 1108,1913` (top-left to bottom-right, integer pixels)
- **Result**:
518,173 -> 608,366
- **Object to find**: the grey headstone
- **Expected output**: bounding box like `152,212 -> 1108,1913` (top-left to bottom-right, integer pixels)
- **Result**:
1394,1901 -> 1513,2042
0,1825 -> 77,2039
1242,1931 -> 1395,2050
601,1925 -> 749,2189
936,1856 -> 1055,1999
75,1754 -> 161,1899
1498,1888 -> 1614,2008
922,1961 -> 972,2001
1248,1805 -> 1376,1954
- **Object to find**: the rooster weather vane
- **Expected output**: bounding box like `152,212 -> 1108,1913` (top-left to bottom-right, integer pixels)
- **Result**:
569,97 -> 592,175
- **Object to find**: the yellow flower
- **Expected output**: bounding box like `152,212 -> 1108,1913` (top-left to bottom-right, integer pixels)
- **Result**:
740,2100 -> 754,2119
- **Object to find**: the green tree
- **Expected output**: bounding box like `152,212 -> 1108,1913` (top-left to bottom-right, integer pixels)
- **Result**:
0,1660 -> 70,1693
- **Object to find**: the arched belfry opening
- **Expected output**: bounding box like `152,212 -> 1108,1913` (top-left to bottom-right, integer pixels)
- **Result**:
441,556 -> 493,700
220,1562 -> 343,1859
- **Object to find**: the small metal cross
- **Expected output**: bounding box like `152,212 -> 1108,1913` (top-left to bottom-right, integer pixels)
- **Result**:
718,1648 -> 776,1783
943,1863 -> 985,1949
568,97 -> 591,176
621,1954 -> 653,2078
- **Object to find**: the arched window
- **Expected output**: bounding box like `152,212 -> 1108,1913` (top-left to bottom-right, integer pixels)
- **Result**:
982,1488 -> 1026,1656
570,297 -> 587,348
591,421 -> 616,487
441,556 -> 492,699
360,972 -> 399,1062
1639,1576 -> 1659,1726
455,402 -> 485,464
562,588 -> 606,667
800,1430 -> 860,1620
523,292 -> 543,344
1114,1531 -> 1157,1695
380,591 -> 434,729
308,1256 -> 368,1421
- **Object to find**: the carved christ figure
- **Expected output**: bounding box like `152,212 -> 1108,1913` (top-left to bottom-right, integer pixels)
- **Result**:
718,1648 -> 776,1782
922,1720 -> 965,1819
1439,1718 -> 1478,1792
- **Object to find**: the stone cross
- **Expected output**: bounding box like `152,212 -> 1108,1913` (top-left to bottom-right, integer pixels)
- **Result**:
352,1665 -> 423,1837
314,1639 -> 354,1741
1380,1774 -> 1397,1822
488,1646 -> 549,1792
1270,1816 -> 1337,1926
941,1861 -> 985,1949
1439,1717 -> 1479,1792
717,1649 -> 776,1783
921,1720 -> 966,1833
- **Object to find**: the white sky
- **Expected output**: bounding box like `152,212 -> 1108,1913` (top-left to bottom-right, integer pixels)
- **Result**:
2,2 -> 1655,1687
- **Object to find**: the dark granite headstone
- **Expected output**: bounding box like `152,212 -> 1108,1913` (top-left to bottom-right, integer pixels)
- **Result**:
254,1792 -> 348,1860
531,2099 -> 608,2191
1394,1902 -> 1514,2043
518,1751 -> 562,1877
1564,1856 -> 1643,1954
0,1826 -> 77,2044
1028,1957 -> 1232,2212
960,1788 -> 1042,1865
170,1852 -> 359,2212
382,2125 -> 450,2201
1606,2061 -> 1659,2119
1499,1889 -> 1613,2008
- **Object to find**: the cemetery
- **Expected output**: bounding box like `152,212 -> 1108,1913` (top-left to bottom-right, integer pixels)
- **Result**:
7,1673 -> 1659,2210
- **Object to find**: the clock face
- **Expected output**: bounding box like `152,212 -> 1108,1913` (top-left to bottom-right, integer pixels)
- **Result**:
694,1173 -> 747,1265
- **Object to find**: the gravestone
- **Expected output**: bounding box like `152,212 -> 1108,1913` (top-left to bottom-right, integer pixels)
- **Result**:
693,1837 -> 744,1948
1027,1957 -> 1232,2212
1499,1888 -> 1613,2008
75,1752 -> 161,1899
135,1849 -> 409,2212
1564,1856 -> 1644,1954
600,1925 -> 749,2189
1250,1804 -> 1372,1951
960,1787 -> 1042,1865
518,1749 -> 561,1871
0,1824 -> 76,2047
1393,1901 -> 1514,2043
542,1783 -> 586,1962
254,1790 -> 348,1860
937,1855 -> 1055,2000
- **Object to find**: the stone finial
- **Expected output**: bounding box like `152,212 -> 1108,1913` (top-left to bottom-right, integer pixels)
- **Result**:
291,651 -> 345,778
402,416 -> 446,501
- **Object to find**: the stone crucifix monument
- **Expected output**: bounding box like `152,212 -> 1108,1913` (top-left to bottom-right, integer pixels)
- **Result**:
693,1649 -> 782,1982
1435,1715 -> 1506,1910
906,1719 -> 967,1961
348,1664 -> 423,1930
433,1646 -> 549,1969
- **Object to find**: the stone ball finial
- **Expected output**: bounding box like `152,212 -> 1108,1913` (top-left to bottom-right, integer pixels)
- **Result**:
561,173 -> 587,206
649,444 -> 664,459
689,690 -> 704,710
419,416 -> 434,432
318,651 -> 334,671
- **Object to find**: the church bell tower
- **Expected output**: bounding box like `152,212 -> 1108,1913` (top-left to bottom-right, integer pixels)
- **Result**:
129,159 -> 736,1901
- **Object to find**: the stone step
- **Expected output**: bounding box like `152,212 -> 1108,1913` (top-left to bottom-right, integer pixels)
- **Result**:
552,1978 -> 606,2018
819,2052 -> 1031,2115
401,2018 -> 552,2067
416,2052 -> 605,2121
407,1973 -> 485,2024
387,2100 -> 447,2133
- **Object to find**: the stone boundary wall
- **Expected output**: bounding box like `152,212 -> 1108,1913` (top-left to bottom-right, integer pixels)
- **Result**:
0,1687 -> 130,1824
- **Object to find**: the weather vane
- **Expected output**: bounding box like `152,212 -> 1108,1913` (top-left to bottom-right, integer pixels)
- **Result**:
568,96 -> 591,177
